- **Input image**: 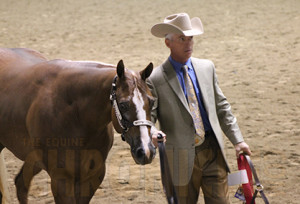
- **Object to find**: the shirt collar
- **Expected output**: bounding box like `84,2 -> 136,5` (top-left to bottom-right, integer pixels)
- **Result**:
168,56 -> 193,73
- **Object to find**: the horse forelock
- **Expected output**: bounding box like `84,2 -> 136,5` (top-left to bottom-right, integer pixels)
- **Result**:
123,70 -> 154,113
127,70 -> 150,94
118,69 -> 152,116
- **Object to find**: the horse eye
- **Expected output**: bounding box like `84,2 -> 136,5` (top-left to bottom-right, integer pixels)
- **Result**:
148,97 -> 156,108
119,102 -> 129,112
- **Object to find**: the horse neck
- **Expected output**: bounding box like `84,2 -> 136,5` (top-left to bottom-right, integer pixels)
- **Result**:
58,68 -> 116,131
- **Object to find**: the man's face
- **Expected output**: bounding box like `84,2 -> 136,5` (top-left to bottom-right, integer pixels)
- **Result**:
165,34 -> 194,63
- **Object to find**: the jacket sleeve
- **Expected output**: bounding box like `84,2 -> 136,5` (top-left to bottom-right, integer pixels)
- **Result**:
146,78 -> 159,133
212,63 -> 244,145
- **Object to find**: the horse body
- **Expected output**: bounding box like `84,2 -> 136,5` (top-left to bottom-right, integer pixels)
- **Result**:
0,56 -> 115,160
0,48 -> 154,203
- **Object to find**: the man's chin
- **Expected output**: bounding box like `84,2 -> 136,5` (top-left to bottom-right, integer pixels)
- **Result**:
185,52 -> 192,59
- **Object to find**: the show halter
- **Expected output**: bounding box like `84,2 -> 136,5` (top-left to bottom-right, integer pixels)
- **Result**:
110,75 -> 154,141
238,154 -> 269,204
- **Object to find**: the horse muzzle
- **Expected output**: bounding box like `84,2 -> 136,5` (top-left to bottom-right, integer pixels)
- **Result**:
131,143 -> 156,165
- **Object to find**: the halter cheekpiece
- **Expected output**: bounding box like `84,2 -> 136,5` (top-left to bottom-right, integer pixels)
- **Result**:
110,75 -> 154,141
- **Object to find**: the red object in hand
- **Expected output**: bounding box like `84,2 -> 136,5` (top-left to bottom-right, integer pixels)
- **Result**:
237,154 -> 255,204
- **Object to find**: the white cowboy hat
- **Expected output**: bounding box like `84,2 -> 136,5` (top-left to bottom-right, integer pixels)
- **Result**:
151,13 -> 204,38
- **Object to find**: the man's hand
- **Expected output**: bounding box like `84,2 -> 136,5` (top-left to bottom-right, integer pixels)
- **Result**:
152,130 -> 166,148
234,141 -> 252,158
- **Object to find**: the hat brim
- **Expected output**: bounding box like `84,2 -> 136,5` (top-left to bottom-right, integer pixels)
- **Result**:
151,17 -> 204,38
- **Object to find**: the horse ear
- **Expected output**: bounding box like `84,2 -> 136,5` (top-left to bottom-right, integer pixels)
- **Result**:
117,60 -> 125,78
140,62 -> 153,81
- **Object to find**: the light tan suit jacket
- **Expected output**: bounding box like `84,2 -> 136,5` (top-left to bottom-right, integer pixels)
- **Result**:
147,57 -> 244,186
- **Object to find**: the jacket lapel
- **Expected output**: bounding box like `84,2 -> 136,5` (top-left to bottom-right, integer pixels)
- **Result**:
162,60 -> 190,113
191,58 -> 210,113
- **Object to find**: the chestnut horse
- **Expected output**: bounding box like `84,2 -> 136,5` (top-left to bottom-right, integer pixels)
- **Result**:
0,48 -> 156,203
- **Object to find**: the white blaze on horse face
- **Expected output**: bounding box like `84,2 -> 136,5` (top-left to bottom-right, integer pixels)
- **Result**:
132,85 -> 151,159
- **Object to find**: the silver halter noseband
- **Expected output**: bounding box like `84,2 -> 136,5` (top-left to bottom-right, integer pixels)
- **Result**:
110,75 -> 154,141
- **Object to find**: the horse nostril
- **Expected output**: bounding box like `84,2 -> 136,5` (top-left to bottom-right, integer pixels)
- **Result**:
136,147 -> 145,159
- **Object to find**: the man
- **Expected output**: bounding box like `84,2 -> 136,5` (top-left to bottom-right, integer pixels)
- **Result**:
147,13 -> 252,203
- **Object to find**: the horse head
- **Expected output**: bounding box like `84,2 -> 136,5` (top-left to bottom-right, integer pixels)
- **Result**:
110,60 -> 156,165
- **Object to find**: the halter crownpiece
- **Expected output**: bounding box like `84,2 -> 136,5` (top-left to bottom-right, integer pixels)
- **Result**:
110,75 -> 154,141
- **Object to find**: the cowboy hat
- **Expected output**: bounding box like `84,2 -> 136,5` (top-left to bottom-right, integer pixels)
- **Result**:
151,13 -> 204,38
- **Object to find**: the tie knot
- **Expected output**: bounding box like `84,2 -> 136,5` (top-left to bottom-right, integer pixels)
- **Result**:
182,65 -> 189,73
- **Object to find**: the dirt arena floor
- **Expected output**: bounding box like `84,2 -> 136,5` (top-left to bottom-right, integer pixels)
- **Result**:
0,0 -> 299,203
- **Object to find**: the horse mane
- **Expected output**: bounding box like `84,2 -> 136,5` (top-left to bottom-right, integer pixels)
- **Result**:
44,59 -> 117,74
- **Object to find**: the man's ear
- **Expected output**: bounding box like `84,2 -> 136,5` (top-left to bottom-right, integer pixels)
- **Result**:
165,38 -> 171,48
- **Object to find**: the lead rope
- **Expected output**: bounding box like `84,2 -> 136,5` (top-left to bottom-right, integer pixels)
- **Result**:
245,155 -> 269,204
158,134 -> 178,204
